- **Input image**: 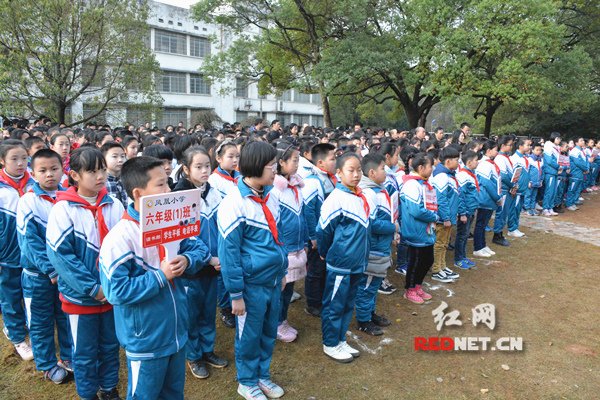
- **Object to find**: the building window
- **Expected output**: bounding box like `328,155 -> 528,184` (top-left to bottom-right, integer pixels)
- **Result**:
83,104 -> 106,124
311,93 -> 321,104
190,73 -> 210,95
294,90 -> 310,103
235,78 -> 248,98
159,108 -> 187,129
157,71 -> 186,93
81,63 -> 105,88
276,113 -> 286,126
127,108 -> 148,127
235,111 -> 248,123
154,29 -> 186,55
312,115 -> 324,127
279,90 -> 292,101
190,36 -> 211,58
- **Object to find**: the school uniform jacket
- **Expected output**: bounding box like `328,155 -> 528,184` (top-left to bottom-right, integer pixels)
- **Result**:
400,174 -> 438,247
17,183 -> 67,278
302,168 -> 336,241
457,166 -> 479,216
46,189 -> 124,309
475,156 -> 502,210
431,164 -> 460,225
359,176 -> 395,258
384,165 -> 400,222
528,155 -> 544,187
0,173 -> 35,267
297,156 -> 314,179
569,146 -> 590,181
272,174 -> 310,252
208,166 -> 241,199
217,179 -> 288,300
543,142 -> 561,176
172,179 -> 219,278
316,183 -> 371,274
510,151 -> 530,195
495,152 -> 515,193
99,204 -> 205,361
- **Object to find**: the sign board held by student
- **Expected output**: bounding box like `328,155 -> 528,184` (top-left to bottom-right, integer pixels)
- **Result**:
140,189 -> 201,260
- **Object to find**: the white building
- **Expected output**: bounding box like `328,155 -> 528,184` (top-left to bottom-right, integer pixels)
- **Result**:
119,0 -> 323,129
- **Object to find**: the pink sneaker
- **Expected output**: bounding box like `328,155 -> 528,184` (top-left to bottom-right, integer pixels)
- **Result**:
593,186 -> 599,191
277,323 -> 297,342
415,285 -> 432,300
403,288 -> 424,304
282,320 -> 297,335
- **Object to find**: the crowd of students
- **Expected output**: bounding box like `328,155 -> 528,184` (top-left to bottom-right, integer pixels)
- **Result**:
0,117 -> 598,400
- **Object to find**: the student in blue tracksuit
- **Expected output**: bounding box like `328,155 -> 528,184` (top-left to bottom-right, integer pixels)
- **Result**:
172,146 -> 226,379
46,147 -> 123,400
593,141 -> 600,185
208,140 -> 241,329
99,156 -> 207,400
0,140 -> 35,361
492,135 -> 515,247
355,153 -> 396,337
542,132 -> 563,215
507,138 -> 531,237
473,140 -> 502,258
525,142 -> 544,215
272,142 -> 309,343
301,143 -> 337,318
17,149 -> 72,384
454,150 -> 479,269
430,146 -> 461,283
317,152 -> 371,363
218,141 -> 288,400
566,137 -> 590,211
584,140 -> 596,190
555,141 -> 570,209
400,152 -> 438,304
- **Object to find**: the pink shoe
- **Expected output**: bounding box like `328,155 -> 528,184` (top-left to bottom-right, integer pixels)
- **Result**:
593,186 -> 599,191
282,320 -> 297,335
403,288 -> 424,304
415,285 -> 432,301
277,323 -> 297,342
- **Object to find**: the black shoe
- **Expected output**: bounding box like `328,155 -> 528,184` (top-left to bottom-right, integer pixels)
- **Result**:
492,233 -> 510,247
371,311 -> 391,327
99,388 -> 121,400
220,308 -> 235,329
189,360 -> 209,379
305,305 -> 321,318
357,321 -> 383,336
467,232 -> 474,240
553,206 -> 565,214
202,352 -> 227,368
446,243 -> 455,251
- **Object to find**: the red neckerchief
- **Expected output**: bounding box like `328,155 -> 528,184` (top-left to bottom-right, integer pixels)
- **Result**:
381,189 -> 391,209
287,184 -> 299,205
459,166 -> 479,192
248,193 -> 283,245
537,160 -> 541,179
449,174 -> 460,195
121,210 -> 175,290
213,168 -> 238,183
0,169 -> 30,197
402,174 -> 434,191
497,153 -> 513,168
56,186 -> 110,245
348,186 -> 370,218
317,167 -> 338,186
486,159 -> 501,175
29,189 -> 57,204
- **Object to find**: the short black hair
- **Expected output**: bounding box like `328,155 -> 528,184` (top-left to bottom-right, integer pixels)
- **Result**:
440,146 -> 460,164
122,136 -> 139,148
100,141 -> 124,156
310,143 -> 336,164
121,156 -> 164,199
25,136 -> 45,149
143,144 -> 174,161
361,153 -> 386,176
461,150 -> 478,165
30,149 -> 62,169
532,142 -> 542,150
95,131 -> 113,145
239,141 -> 277,178
497,135 -> 513,149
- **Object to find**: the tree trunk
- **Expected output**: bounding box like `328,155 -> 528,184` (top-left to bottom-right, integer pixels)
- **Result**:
57,102 -> 66,125
319,82 -> 332,128
404,104 -> 421,129
483,99 -> 502,138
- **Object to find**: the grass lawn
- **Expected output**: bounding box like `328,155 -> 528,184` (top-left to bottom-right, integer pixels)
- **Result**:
1,201 -> 600,399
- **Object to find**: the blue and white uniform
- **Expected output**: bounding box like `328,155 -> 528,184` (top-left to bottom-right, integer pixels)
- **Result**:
508,151 -> 530,232
493,152 -> 515,234
566,146 -> 589,207
17,183 -> 71,372
543,141 -> 561,210
525,154 -> 544,210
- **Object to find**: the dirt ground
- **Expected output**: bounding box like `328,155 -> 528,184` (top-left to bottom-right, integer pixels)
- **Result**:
1,197 -> 600,399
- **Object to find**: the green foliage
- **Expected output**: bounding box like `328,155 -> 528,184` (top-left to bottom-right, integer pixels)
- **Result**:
0,0 -> 163,125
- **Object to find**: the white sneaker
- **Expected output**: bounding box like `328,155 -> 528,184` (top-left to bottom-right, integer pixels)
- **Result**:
323,343 -> 354,363
484,246 -> 496,255
579,197 -> 584,202
535,204 -> 543,211
473,249 -> 491,258
567,205 -> 579,211
443,267 -> 460,279
550,209 -> 559,216
542,209 -> 553,216
15,341 -> 33,361
339,341 -> 360,357
289,291 -> 301,303
507,230 -> 525,238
